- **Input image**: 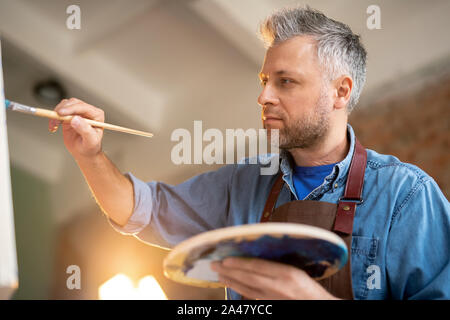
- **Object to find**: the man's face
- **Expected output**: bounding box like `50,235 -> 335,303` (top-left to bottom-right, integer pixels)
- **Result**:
258,36 -> 333,149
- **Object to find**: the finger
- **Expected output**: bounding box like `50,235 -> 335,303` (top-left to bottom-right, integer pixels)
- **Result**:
50,98 -> 72,132
221,258 -> 291,278
54,97 -> 79,112
57,103 -> 104,122
55,98 -> 104,121
54,98 -> 69,110
218,274 -> 263,300
48,119 -> 61,133
214,263 -> 275,293
70,116 -> 98,142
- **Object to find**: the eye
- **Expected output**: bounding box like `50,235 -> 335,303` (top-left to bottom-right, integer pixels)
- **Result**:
260,79 -> 268,87
281,78 -> 292,84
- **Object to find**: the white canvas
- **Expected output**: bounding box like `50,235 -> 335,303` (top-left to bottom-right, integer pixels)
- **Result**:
0,40 -> 19,299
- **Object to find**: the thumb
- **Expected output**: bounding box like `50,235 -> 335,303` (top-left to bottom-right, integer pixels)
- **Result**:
70,116 -> 97,141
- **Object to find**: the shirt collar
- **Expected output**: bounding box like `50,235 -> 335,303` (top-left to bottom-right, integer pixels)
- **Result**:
279,124 -> 356,186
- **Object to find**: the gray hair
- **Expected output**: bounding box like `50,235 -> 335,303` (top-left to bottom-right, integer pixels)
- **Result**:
259,6 -> 367,113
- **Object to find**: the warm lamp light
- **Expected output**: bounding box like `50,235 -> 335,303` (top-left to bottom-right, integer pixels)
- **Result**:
136,276 -> 168,300
98,273 -> 167,300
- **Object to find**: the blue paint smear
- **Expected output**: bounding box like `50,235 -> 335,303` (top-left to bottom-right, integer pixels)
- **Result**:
184,235 -> 348,279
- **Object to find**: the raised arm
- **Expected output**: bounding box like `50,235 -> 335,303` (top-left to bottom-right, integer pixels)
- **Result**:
49,98 -> 134,226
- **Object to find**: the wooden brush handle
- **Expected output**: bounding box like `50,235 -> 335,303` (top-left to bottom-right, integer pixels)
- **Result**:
35,108 -> 153,138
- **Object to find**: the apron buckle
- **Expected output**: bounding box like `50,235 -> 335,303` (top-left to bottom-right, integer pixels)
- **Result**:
338,197 -> 364,205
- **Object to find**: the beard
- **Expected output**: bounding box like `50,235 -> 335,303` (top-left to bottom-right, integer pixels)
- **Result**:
265,89 -> 331,149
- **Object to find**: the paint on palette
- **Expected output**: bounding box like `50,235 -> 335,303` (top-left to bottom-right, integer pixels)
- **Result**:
183,235 -> 347,281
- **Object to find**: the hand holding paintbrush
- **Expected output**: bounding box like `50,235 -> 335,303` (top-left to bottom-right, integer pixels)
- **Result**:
6,98 -> 152,138
47,98 -> 137,223
47,98 -> 109,160
6,98 -> 152,160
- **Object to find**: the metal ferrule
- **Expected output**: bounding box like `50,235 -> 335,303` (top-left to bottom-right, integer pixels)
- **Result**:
10,102 -> 36,114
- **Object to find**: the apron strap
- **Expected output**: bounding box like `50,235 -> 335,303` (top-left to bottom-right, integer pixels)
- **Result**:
260,173 -> 284,223
333,138 -> 367,235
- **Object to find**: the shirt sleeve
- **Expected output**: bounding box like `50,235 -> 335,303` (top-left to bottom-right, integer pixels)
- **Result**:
107,165 -> 235,249
386,178 -> 450,299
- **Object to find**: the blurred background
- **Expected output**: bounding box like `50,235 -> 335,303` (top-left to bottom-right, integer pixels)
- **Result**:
0,0 -> 448,299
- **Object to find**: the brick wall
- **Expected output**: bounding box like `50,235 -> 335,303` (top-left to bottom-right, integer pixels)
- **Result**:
349,75 -> 450,199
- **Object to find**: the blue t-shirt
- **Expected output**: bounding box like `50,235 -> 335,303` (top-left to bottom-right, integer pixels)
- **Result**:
293,163 -> 337,200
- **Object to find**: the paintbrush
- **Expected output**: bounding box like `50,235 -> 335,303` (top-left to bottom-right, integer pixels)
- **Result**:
4,99 -> 153,138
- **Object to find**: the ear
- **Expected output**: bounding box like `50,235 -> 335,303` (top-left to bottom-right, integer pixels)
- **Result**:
333,76 -> 353,111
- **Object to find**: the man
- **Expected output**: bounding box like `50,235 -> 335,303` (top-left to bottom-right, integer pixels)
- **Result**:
49,7 -> 449,299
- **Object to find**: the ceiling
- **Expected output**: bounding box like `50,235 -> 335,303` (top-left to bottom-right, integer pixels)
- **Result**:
1,0 -> 449,222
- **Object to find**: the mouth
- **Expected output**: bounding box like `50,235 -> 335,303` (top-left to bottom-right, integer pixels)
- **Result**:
262,115 -> 282,122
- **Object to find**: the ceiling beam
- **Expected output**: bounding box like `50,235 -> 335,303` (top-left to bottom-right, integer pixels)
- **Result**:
72,0 -> 161,53
189,0 -> 270,66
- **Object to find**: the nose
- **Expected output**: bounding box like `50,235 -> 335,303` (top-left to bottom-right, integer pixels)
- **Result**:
257,83 -> 278,109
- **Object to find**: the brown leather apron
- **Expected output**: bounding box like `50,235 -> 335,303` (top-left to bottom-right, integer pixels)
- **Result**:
256,138 -> 367,300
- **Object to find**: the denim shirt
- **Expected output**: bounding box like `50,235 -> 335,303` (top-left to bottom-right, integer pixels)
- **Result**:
109,124 -> 450,300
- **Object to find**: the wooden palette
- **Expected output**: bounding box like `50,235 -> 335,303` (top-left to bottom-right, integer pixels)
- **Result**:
163,222 -> 348,288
